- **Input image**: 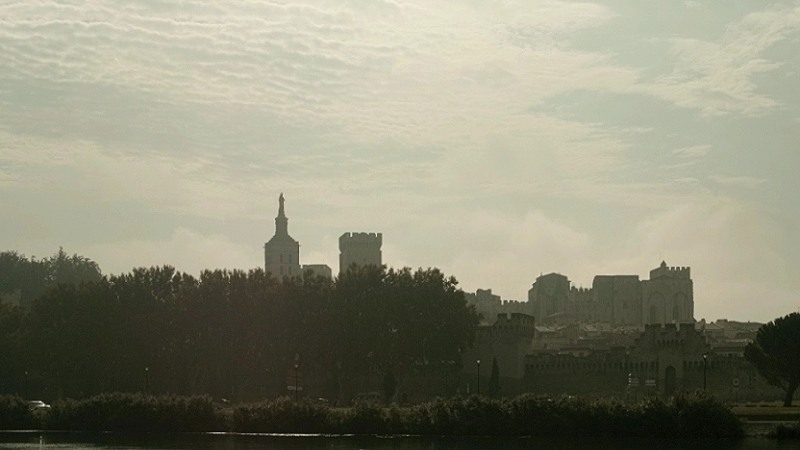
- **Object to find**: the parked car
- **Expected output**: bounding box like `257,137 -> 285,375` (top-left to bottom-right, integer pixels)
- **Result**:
27,400 -> 50,410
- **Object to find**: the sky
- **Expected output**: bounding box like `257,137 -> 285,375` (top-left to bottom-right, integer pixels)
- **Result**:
1,0 -> 798,323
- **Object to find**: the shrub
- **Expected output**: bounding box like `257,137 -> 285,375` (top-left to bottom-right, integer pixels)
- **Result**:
232,397 -> 330,433
338,403 -> 389,435
770,422 -> 800,439
23,391 -> 743,437
44,392 -> 222,432
0,395 -> 37,430
673,392 -> 743,438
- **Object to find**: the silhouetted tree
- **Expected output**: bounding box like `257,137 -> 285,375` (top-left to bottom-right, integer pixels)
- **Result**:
331,265 -> 478,400
5,246 -> 478,402
45,247 -> 102,287
0,303 -> 23,395
0,249 -> 101,307
488,357 -> 500,397
383,370 -> 397,404
0,251 -> 48,305
745,312 -> 800,406
26,281 -> 120,397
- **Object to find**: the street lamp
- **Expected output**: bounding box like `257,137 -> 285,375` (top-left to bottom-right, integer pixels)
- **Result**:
145,367 -> 150,393
24,371 -> 28,399
476,359 -> 481,396
294,364 -> 299,402
702,353 -> 708,392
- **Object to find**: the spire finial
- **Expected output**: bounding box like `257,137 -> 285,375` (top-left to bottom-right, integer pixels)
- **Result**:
279,193 -> 285,215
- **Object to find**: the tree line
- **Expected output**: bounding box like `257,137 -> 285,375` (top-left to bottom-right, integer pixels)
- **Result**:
0,250 -> 479,402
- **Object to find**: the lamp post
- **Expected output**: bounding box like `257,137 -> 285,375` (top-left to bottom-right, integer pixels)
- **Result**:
702,353 -> 707,392
24,371 -> 28,399
145,367 -> 150,393
294,364 -> 299,402
476,359 -> 481,396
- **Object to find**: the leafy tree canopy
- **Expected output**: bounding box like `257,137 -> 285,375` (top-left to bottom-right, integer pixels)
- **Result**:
0,248 -> 101,306
3,253 -> 478,403
744,312 -> 800,406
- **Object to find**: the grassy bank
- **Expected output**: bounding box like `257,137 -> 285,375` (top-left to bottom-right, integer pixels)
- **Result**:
1,392 -> 743,438
233,393 -> 742,438
0,393 -> 222,432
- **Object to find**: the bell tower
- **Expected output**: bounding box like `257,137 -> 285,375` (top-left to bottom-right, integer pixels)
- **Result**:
264,193 -> 301,278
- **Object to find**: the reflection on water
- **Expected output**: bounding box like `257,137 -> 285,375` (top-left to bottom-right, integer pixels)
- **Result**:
0,432 -> 795,450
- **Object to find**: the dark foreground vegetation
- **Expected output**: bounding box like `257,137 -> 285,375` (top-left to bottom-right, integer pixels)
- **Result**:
1,250 -> 478,402
0,392 -> 743,438
772,423 -> 800,439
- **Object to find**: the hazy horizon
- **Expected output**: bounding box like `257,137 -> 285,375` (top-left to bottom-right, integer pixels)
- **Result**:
2,1 -> 798,323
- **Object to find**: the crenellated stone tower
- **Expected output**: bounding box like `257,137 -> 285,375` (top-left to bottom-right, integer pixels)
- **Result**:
264,193 -> 301,278
338,232 -> 382,274
641,261 -> 694,325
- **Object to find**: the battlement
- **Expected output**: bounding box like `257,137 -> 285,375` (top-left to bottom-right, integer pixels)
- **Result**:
644,323 -> 694,332
495,312 -> 535,326
492,313 -> 536,338
339,232 -> 382,246
571,286 -> 592,293
649,261 -> 691,280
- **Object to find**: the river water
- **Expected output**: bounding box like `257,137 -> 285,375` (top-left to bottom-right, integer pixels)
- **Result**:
0,432 -> 795,450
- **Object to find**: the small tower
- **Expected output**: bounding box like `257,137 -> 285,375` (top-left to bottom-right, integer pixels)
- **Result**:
641,261 -> 694,325
338,232 -> 382,274
264,193 -> 301,278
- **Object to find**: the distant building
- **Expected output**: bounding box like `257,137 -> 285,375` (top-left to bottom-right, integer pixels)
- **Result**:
302,264 -> 332,279
641,261 -> 694,324
264,193 -> 301,278
339,232 -> 382,274
528,261 -> 694,327
464,289 -> 532,325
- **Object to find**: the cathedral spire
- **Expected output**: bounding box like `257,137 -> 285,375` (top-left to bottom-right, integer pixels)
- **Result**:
265,192 -> 300,278
275,193 -> 288,236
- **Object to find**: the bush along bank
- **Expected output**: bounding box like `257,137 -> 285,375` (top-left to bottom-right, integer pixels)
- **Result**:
232,393 -> 744,438
0,395 -> 38,430
2,392 -> 742,438
771,422 -> 800,439
0,393 -> 224,432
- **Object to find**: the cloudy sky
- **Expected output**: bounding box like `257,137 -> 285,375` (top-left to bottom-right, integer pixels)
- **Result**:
1,0 -> 798,322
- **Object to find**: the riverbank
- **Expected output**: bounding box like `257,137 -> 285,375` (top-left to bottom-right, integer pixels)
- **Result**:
13,393 -> 800,439
0,431 -> 777,450
1,392 -> 745,438
732,404 -> 800,437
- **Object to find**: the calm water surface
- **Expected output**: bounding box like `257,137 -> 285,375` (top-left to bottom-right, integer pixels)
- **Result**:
0,432 -> 794,450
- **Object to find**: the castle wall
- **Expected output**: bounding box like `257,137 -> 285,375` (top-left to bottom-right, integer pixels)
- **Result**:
523,323 -> 789,401
463,313 -> 535,395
